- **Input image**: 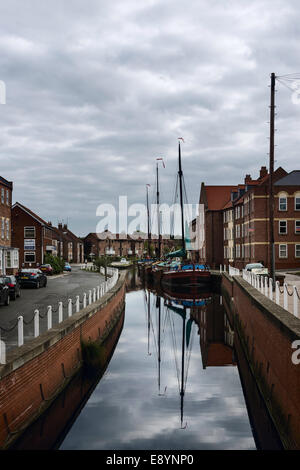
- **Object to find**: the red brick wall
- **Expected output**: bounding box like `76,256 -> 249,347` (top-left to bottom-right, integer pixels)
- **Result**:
222,274 -> 300,449
0,279 -> 125,448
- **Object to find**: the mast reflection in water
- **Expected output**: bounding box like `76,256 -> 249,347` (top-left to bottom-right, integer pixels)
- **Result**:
60,285 -> 256,450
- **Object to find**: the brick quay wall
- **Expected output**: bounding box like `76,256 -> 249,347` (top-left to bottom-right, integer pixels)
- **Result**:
0,271 -> 126,449
218,272 -> 300,450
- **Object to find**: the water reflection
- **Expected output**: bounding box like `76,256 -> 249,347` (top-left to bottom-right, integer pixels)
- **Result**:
60,285 -> 256,450
9,271 -> 282,450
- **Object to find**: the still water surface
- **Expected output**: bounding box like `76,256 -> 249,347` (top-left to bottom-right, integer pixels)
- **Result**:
60,288 -> 256,450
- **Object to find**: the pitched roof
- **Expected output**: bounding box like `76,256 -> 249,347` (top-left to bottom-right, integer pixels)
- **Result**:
274,170 -> 300,186
202,185 -> 238,211
12,202 -> 50,227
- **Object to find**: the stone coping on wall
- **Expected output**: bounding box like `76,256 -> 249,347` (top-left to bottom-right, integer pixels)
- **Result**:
0,271 -> 127,380
223,271 -> 300,342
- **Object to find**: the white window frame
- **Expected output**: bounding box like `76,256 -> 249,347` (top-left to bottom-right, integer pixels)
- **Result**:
1,188 -> 4,204
295,220 -> 300,235
24,226 -> 36,238
279,244 -> 287,258
295,195 -> 300,211
279,220 -> 287,235
279,196 -> 287,211
24,251 -> 36,263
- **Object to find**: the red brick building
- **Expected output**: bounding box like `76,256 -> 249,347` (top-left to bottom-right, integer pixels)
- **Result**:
56,223 -> 84,264
191,166 -> 300,271
11,203 -> 84,267
84,231 -> 177,260
0,177 -> 19,274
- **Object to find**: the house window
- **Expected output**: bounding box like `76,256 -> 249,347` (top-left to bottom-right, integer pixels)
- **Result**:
279,244 -> 287,258
24,226 -> 35,238
6,190 -> 9,206
295,197 -> 300,211
1,218 -> 4,239
279,220 -> 287,234
24,252 -> 35,263
295,221 -> 300,234
295,245 -> 300,258
1,188 -> 4,204
6,219 -> 9,240
279,196 -> 287,211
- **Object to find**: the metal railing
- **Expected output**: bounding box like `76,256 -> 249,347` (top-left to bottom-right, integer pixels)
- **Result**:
242,269 -> 300,319
0,268 -> 119,365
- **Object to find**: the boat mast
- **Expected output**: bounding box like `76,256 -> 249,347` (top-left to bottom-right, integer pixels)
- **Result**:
178,140 -> 185,254
146,184 -> 151,257
180,309 -> 186,428
156,162 -> 161,258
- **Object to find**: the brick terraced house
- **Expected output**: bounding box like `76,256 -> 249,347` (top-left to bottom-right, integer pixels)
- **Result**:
0,177 -> 19,274
192,165 -> 300,271
12,203 -> 84,267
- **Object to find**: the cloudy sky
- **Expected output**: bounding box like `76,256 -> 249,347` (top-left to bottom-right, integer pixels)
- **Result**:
1,0 -> 300,236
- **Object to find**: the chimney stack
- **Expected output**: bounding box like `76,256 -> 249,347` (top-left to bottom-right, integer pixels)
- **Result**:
244,174 -> 252,184
259,166 -> 268,179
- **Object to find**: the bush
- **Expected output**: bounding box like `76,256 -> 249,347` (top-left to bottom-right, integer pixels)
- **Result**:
44,253 -> 65,274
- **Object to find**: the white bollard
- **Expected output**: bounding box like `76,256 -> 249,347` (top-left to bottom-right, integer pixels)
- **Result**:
93,288 -> 96,303
275,281 -> 280,305
97,286 -> 100,300
0,338 -> 5,365
293,286 -> 299,318
264,277 -> 268,297
58,301 -> 63,323
47,305 -> 52,330
83,292 -> 87,308
68,299 -> 72,317
269,278 -> 273,301
220,264 -> 222,273
76,295 -> 80,313
18,316 -> 24,347
283,283 -> 288,311
88,290 -> 92,305
34,309 -> 40,337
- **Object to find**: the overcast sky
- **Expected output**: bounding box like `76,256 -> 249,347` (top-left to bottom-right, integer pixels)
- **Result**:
1,0 -> 300,236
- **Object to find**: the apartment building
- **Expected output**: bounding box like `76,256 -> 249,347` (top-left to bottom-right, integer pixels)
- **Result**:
193,165 -> 300,271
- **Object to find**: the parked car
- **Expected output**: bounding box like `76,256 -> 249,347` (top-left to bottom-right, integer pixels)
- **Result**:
64,262 -> 72,272
245,263 -> 268,275
2,275 -> 21,300
0,277 -> 10,305
40,264 -> 54,275
16,269 -> 47,288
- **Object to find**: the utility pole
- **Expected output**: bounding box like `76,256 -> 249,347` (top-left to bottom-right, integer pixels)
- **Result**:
269,72 -> 276,288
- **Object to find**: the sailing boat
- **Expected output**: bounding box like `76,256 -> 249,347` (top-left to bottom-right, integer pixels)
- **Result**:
153,139 -> 211,287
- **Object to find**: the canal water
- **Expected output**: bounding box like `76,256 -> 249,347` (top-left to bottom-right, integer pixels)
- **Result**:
10,271 -> 283,450
60,285 -> 255,450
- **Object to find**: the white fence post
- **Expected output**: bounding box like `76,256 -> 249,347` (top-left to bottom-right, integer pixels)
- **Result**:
76,295 -> 80,313
18,316 -> 24,347
93,288 -> 96,303
264,276 -> 268,297
0,338 -> 5,365
47,306 -> 52,330
97,286 -> 100,300
269,278 -> 273,301
220,264 -> 222,273
68,299 -> 72,317
58,301 -> 63,323
283,283 -> 288,311
34,309 -> 40,337
293,286 -> 298,318
88,290 -> 92,305
275,281 -> 280,305
83,292 -> 87,308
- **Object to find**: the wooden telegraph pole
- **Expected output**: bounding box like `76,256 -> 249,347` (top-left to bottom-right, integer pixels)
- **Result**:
269,73 -> 276,287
